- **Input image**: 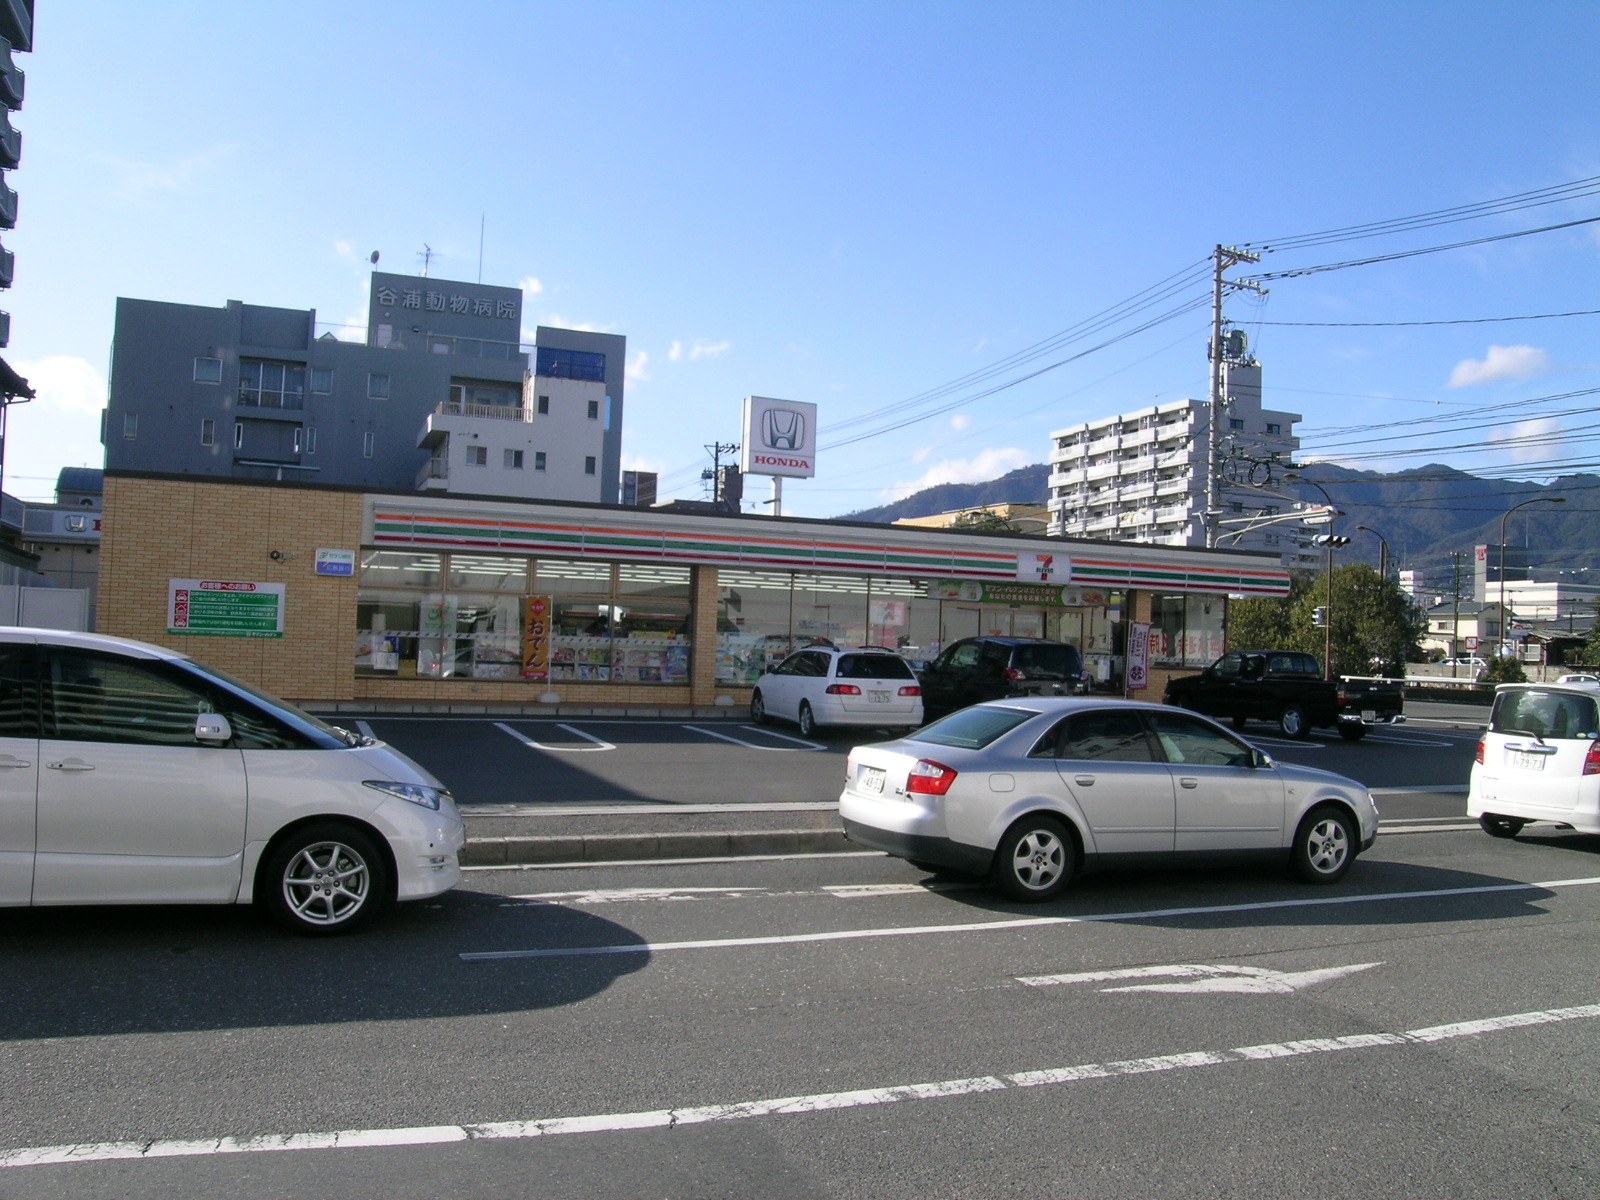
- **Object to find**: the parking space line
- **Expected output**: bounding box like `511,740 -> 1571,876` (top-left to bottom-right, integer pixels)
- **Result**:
683,724 -> 826,752
494,722 -> 616,753
461,851 -> 885,871
460,875 -> 1600,961
9,1000 -> 1598,1170
742,724 -> 833,748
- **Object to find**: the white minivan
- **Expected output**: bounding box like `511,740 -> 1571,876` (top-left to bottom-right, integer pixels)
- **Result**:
1468,683 -> 1600,839
0,629 -> 464,934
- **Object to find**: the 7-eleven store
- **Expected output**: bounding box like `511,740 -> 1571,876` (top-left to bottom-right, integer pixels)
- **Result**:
97,475 -> 1290,710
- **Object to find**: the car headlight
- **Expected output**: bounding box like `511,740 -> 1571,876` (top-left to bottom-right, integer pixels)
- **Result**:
363,780 -> 452,811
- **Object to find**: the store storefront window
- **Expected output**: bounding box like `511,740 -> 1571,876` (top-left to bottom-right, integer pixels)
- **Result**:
1149,593 -> 1226,667
613,564 -> 691,684
793,572 -> 870,648
538,558 -> 616,682
356,551 -> 442,676
446,554 -> 530,679
717,569 -> 795,684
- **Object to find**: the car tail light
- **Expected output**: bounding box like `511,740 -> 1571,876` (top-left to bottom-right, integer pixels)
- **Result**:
907,759 -> 958,795
1585,741 -> 1600,776
1335,687 -> 1347,709
899,685 -> 921,696
825,683 -> 862,695
1004,667 -> 1026,682
1475,737 -> 1485,765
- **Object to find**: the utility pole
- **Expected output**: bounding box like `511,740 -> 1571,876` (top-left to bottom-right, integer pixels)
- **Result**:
702,442 -> 740,507
1451,551 -> 1463,678
1206,245 -> 1263,548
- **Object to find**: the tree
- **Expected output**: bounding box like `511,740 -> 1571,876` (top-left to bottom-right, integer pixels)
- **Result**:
1227,564 -> 1424,677
1481,656 -> 1526,684
1580,598 -> 1600,667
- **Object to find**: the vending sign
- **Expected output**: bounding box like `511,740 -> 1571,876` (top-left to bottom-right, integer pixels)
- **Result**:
1126,621 -> 1151,692
521,595 -> 553,680
168,579 -> 285,638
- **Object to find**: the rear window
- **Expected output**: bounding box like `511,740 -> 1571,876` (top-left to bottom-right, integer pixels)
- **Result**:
1268,653 -> 1320,677
910,706 -> 1037,749
1490,689 -> 1600,740
836,654 -> 916,680
1010,644 -> 1082,678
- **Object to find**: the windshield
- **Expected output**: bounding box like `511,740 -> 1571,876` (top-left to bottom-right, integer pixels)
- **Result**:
836,654 -> 916,680
910,706 -> 1038,749
1011,645 -> 1082,678
1490,689 -> 1599,740
176,659 -> 361,749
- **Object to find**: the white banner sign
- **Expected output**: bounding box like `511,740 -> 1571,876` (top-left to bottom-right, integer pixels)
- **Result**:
1126,621 -> 1151,691
741,396 -> 817,478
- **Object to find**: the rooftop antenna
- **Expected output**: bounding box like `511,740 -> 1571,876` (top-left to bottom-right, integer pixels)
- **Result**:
369,250 -> 380,265
478,214 -> 485,284
418,244 -> 435,277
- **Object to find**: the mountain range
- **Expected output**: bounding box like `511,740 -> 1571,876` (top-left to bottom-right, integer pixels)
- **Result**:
838,462 -> 1600,585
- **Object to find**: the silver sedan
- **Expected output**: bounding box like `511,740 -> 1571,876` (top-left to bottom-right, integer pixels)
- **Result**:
839,697 -> 1378,901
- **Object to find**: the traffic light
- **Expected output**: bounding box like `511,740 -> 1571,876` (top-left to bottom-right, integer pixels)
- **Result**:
1312,606 -> 1328,627
1310,534 -> 1351,547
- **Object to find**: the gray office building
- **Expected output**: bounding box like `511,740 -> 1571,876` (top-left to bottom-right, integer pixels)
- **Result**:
103,271 -> 626,503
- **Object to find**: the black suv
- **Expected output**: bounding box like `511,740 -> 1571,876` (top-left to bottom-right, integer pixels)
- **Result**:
918,637 -> 1090,717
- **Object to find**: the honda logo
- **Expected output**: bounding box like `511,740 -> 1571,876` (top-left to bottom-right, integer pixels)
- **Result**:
762,408 -> 805,451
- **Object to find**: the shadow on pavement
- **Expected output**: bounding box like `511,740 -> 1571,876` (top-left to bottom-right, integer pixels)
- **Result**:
0,887 -> 647,1042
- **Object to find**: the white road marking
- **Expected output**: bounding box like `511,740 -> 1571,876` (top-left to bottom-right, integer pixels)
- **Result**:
742,724 -> 836,747
683,725 -> 825,752
1018,961 -> 1382,994
495,722 -> 616,753
1371,785 -> 1469,796
1379,823 -> 1480,835
460,875 -> 1600,961
500,881 -> 977,905
511,887 -> 766,905
8,1001 -> 1598,1170
1248,737 -> 1326,751
461,801 -> 839,817
461,851 -> 885,872
1363,733 -> 1454,747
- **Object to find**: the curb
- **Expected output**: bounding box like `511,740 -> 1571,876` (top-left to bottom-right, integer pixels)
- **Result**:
462,827 -> 854,867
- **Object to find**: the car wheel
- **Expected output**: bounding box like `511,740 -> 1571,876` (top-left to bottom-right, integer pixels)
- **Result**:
1291,805 -> 1356,884
1278,704 -> 1311,740
261,823 -> 391,936
750,690 -> 770,725
1480,813 -> 1526,839
1338,724 -> 1368,742
797,701 -> 818,739
1231,715 -> 1249,731
991,815 -> 1077,902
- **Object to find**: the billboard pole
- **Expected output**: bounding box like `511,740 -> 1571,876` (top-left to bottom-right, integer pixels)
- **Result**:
771,476 -> 783,518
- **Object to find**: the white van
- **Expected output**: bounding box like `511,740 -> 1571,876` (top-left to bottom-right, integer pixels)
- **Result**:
1468,684 -> 1600,839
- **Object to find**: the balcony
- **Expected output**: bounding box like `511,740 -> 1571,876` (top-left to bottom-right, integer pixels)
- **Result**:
436,399 -> 532,422
1048,468 -> 1087,489
0,176 -> 16,229
1085,461 -> 1118,482
416,455 -> 449,490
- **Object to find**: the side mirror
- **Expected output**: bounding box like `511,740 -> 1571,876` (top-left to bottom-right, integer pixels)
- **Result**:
1251,748 -> 1274,769
195,712 -> 233,743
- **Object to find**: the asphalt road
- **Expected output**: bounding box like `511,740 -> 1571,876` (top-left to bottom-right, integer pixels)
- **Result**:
7,815 -> 1600,1197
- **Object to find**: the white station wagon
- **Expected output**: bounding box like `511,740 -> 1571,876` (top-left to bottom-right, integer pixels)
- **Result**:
1469,683 -> 1600,839
0,629 -> 464,933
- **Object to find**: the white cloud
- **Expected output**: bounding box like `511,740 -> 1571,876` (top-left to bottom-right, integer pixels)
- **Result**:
1503,416 -> 1563,464
520,276 -> 544,298
97,145 -> 234,199
1447,344 -> 1551,388
668,340 -> 683,362
626,350 -> 650,383
13,356 -> 105,414
621,452 -> 666,474
686,339 -> 730,361
884,447 -> 1030,502
334,239 -> 354,259
911,446 -> 933,463
950,414 -> 970,432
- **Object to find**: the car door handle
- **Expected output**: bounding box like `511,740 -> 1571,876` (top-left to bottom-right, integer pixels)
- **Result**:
0,754 -> 30,767
1178,777 -> 1198,789
46,759 -> 95,771
1073,775 -> 1096,786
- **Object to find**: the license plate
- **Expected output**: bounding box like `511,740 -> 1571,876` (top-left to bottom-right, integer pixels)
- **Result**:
862,767 -> 886,793
868,691 -> 891,703
1510,751 -> 1546,772
1361,709 -> 1376,722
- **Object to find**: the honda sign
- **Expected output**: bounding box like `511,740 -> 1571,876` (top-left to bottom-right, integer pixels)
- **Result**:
741,396 -> 818,479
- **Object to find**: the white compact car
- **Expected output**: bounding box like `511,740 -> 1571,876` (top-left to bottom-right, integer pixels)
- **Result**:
0,629 -> 464,934
1469,683 -> 1600,839
840,698 -> 1379,901
751,647 -> 923,737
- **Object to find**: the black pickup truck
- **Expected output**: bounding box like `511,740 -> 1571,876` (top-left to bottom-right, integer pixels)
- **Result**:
1162,649 -> 1405,741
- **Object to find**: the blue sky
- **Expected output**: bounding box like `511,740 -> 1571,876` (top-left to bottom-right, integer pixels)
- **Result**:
7,1 -> 1600,512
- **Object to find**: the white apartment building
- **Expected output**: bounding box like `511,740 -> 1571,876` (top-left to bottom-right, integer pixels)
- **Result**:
1046,358 -> 1318,568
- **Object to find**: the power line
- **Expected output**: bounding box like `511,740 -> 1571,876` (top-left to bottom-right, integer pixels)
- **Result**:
1253,308 -> 1600,328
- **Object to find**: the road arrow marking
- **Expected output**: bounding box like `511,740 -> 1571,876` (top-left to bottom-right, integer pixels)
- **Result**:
1018,962 -> 1382,994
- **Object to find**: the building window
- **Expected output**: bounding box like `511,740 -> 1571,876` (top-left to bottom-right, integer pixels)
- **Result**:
367,372 -> 390,400
311,368 -> 333,394
535,452 -> 547,471
1266,423 -> 1282,435
535,347 -> 606,382
1150,593 -> 1225,667
200,418 -> 214,446
292,427 -> 303,455
1229,417 -> 1245,431
234,423 -> 244,450
239,359 -> 306,409
363,432 -> 375,458
537,395 -> 550,414
193,356 -> 223,384
306,427 -> 317,454
466,445 -> 487,466
504,449 -> 524,469
585,456 -> 597,475
587,399 -> 599,419
123,414 -> 137,439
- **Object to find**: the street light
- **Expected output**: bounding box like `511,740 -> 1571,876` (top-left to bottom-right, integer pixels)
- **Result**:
1499,496 -> 1566,659
1288,474 -> 1345,681
1355,525 -> 1391,582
